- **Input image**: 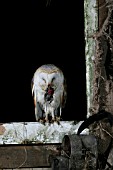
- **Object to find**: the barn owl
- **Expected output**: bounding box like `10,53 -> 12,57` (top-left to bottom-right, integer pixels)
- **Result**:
31,64 -> 67,124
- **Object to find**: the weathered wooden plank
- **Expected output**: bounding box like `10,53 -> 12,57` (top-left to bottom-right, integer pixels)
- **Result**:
0,145 -> 60,169
2,169 -> 13,170
2,169 -> 52,170
0,121 -> 89,145
14,169 -> 33,170
32,169 -> 51,170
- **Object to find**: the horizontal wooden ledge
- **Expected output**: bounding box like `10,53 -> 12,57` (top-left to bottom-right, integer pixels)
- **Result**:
0,144 -> 61,168
0,121 -> 89,145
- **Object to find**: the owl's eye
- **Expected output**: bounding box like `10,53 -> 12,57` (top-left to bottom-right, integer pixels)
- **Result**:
42,78 -> 46,83
52,77 -> 55,82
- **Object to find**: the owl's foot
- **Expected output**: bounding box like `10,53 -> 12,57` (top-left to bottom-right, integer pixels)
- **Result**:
45,118 -> 49,124
37,118 -> 46,125
55,117 -> 61,125
50,117 -> 55,124
56,116 -> 60,122
49,116 -> 61,124
37,115 -> 61,125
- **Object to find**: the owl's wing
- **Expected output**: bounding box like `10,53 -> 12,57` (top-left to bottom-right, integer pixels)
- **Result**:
31,77 -> 36,109
31,77 -> 44,121
61,78 -> 67,108
31,77 -> 34,96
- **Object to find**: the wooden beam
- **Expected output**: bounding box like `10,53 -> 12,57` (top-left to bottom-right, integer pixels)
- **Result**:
0,122 -> 89,168
0,121 -> 89,145
0,144 -> 61,169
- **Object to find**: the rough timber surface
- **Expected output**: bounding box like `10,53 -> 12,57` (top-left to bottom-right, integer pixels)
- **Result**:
0,121 -> 89,169
0,144 -> 60,168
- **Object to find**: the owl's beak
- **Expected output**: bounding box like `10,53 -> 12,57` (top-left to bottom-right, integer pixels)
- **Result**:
45,85 -> 54,102
47,85 -> 54,95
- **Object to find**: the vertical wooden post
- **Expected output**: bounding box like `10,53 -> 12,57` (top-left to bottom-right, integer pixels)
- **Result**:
91,0 -> 113,115
89,0 -> 113,168
84,0 -> 98,117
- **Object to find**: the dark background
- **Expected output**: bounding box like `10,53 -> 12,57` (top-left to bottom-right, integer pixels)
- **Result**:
1,0 -> 87,122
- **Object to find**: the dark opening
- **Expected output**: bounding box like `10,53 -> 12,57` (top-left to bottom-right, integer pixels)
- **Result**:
1,0 -> 87,122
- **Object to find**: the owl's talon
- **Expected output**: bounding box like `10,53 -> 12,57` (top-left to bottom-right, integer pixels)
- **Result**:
56,117 -> 60,122
55,117 -> 61,125
45,118 -> 49,123
57,121 -> 60,125
38,119 -> 45,125
39,119 -> 43,123
50,116 -> 56,123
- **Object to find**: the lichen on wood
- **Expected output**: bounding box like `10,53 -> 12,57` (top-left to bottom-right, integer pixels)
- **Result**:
84,0 -> 98,117
0,121 -> 89,145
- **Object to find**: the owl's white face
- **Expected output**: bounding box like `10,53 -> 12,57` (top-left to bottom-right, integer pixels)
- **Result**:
34,71 -> 64,92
